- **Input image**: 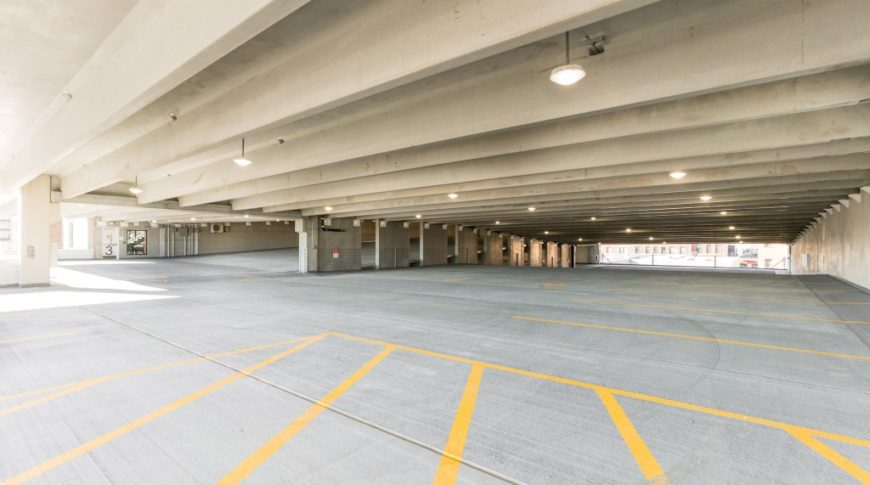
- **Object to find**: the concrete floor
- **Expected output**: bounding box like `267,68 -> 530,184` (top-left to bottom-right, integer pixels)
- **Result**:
1,249 -> 869,484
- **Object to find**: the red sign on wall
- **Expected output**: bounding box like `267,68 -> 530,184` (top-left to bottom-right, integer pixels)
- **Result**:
332,248 -> 340,258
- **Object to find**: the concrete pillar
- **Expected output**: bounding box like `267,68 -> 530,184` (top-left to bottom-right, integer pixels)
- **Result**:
484,232 -> 503,265
376,220 -> 409,269
456,227 -> 478,264
546,242 -> 559,268
529,239 -> 543,267
295,217 -> 319,273
18,175 -> 60,286
560,244 -> 571,268
421,223 -> 448,266
509,236 -> 524,266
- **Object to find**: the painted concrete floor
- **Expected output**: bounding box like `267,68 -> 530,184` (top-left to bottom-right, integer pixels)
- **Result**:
1,249 -> 869,484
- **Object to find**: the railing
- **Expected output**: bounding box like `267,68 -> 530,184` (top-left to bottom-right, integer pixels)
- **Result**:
600,253 -> 791,271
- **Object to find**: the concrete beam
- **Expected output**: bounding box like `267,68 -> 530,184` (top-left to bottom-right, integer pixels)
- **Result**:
58,0 -> 656,199
187,66 -> 870,208
1,0 -> 309,195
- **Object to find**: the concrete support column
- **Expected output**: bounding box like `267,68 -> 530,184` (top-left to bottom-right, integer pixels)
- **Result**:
560,244 -> 571,268
483,231 -> 503,265
376,220 -> 409,269
509,236 -> 524,266
421,223 -> 448,266
317,217 -> 361,272
529,240 -> 543,267
18,175 -> 60,286
546,242 -> 559,267
295,217 -> 318,274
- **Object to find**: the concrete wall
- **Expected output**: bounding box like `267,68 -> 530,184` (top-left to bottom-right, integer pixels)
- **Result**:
422,224 -> 448,266
575,244 -> 599,264
509,237 -> 524,266
529,240 -> 543,267
377,221 -> 409,268
198,222 -> 297,255
484,233 -> 503,265
456,229 -> 478,264
792,191 -> 870,290
317,218 -> 361,272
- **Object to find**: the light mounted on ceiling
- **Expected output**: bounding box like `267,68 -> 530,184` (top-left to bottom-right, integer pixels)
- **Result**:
447,193 -> 459,199
233,138 -> 253,167
324,206 -> 333,212
699,194 -> 713,202
528,207 -> 536,212
550,32 -> 586,86
415,214 -> 422,219
590,216 -> 597,221
669,171 -> 687,180
129,176 -> 143,195
577,237 -> 583,242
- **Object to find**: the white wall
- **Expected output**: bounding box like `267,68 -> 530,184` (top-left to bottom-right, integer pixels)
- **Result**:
792,189 -> 870,290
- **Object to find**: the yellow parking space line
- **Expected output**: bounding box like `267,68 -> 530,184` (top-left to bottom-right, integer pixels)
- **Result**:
597,390 -> 669,484
217,345 -> 395,485
433,363 -> 485,485
539,282 -> 565,289
511,316 -> 870,361
578,289 -> 870,306
0,331 -> 80,345
788,430 -> 870,484
574,300 -> 870,325
0,336 -> 308,408
327,332 -> 870,450
0,335 -> 324,485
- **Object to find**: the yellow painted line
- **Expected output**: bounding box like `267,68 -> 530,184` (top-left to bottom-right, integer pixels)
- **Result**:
433,363 -> 485,485
511,316 -> 870,361
0,335 -> 324,485
539,282 -> 565,289
597,389 -> 669,484
217,345 -> 395,485
327,332 -> 870,449
0,331 -> 79,345
0,336 -> 308,407
578,289 -> 870,306
576,300 -> 870,325
788,430 -> 870,484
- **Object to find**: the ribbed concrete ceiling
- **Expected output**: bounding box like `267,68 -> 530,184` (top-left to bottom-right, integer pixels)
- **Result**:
4,0 -> 870,244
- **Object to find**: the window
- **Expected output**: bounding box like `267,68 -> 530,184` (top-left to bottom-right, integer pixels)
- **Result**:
0,219 -> 10,241
62,218 -> 89,249
126,230 -> 147,255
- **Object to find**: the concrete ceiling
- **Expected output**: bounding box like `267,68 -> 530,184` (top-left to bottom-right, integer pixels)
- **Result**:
3,0 -> 870,243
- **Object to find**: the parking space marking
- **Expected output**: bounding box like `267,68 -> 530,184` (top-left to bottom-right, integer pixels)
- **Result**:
512,315 -> 870,361
0,331 -> 80,345
539,282 -> 565,289
574,300 -> 870,325
788,430 -> 870,484
0,337 -> 309,411
1,335 -> 325,485
597,390 -> 668,484
433,363 -> 485,485
577,289 -> 870,306
329,332 -> 870,479
217,345 -> 395,485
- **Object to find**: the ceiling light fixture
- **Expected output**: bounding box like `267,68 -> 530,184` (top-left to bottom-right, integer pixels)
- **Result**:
625,228 -> 632,233
649,236 -> 654,241
243,214 -> 250,219
662,241 -> 667,244
447,193 -> 458,199
669,171 -> 687,180
735,235 -> 742,239
415,214 -> 422,219
700,194 -> 712,202
590,216 -> 597,221
578,237 -> 583,242
233,138 -> 253,167
324,206 -> 333,212
190,217 -> 196,221
549,32 -> 586,86
544,230 -> 549,235
129,176 -> 143,195
495,220 -> 501,225
720,211 -> 728,215
528,207 -> 536,212
729,225 -> 735,230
